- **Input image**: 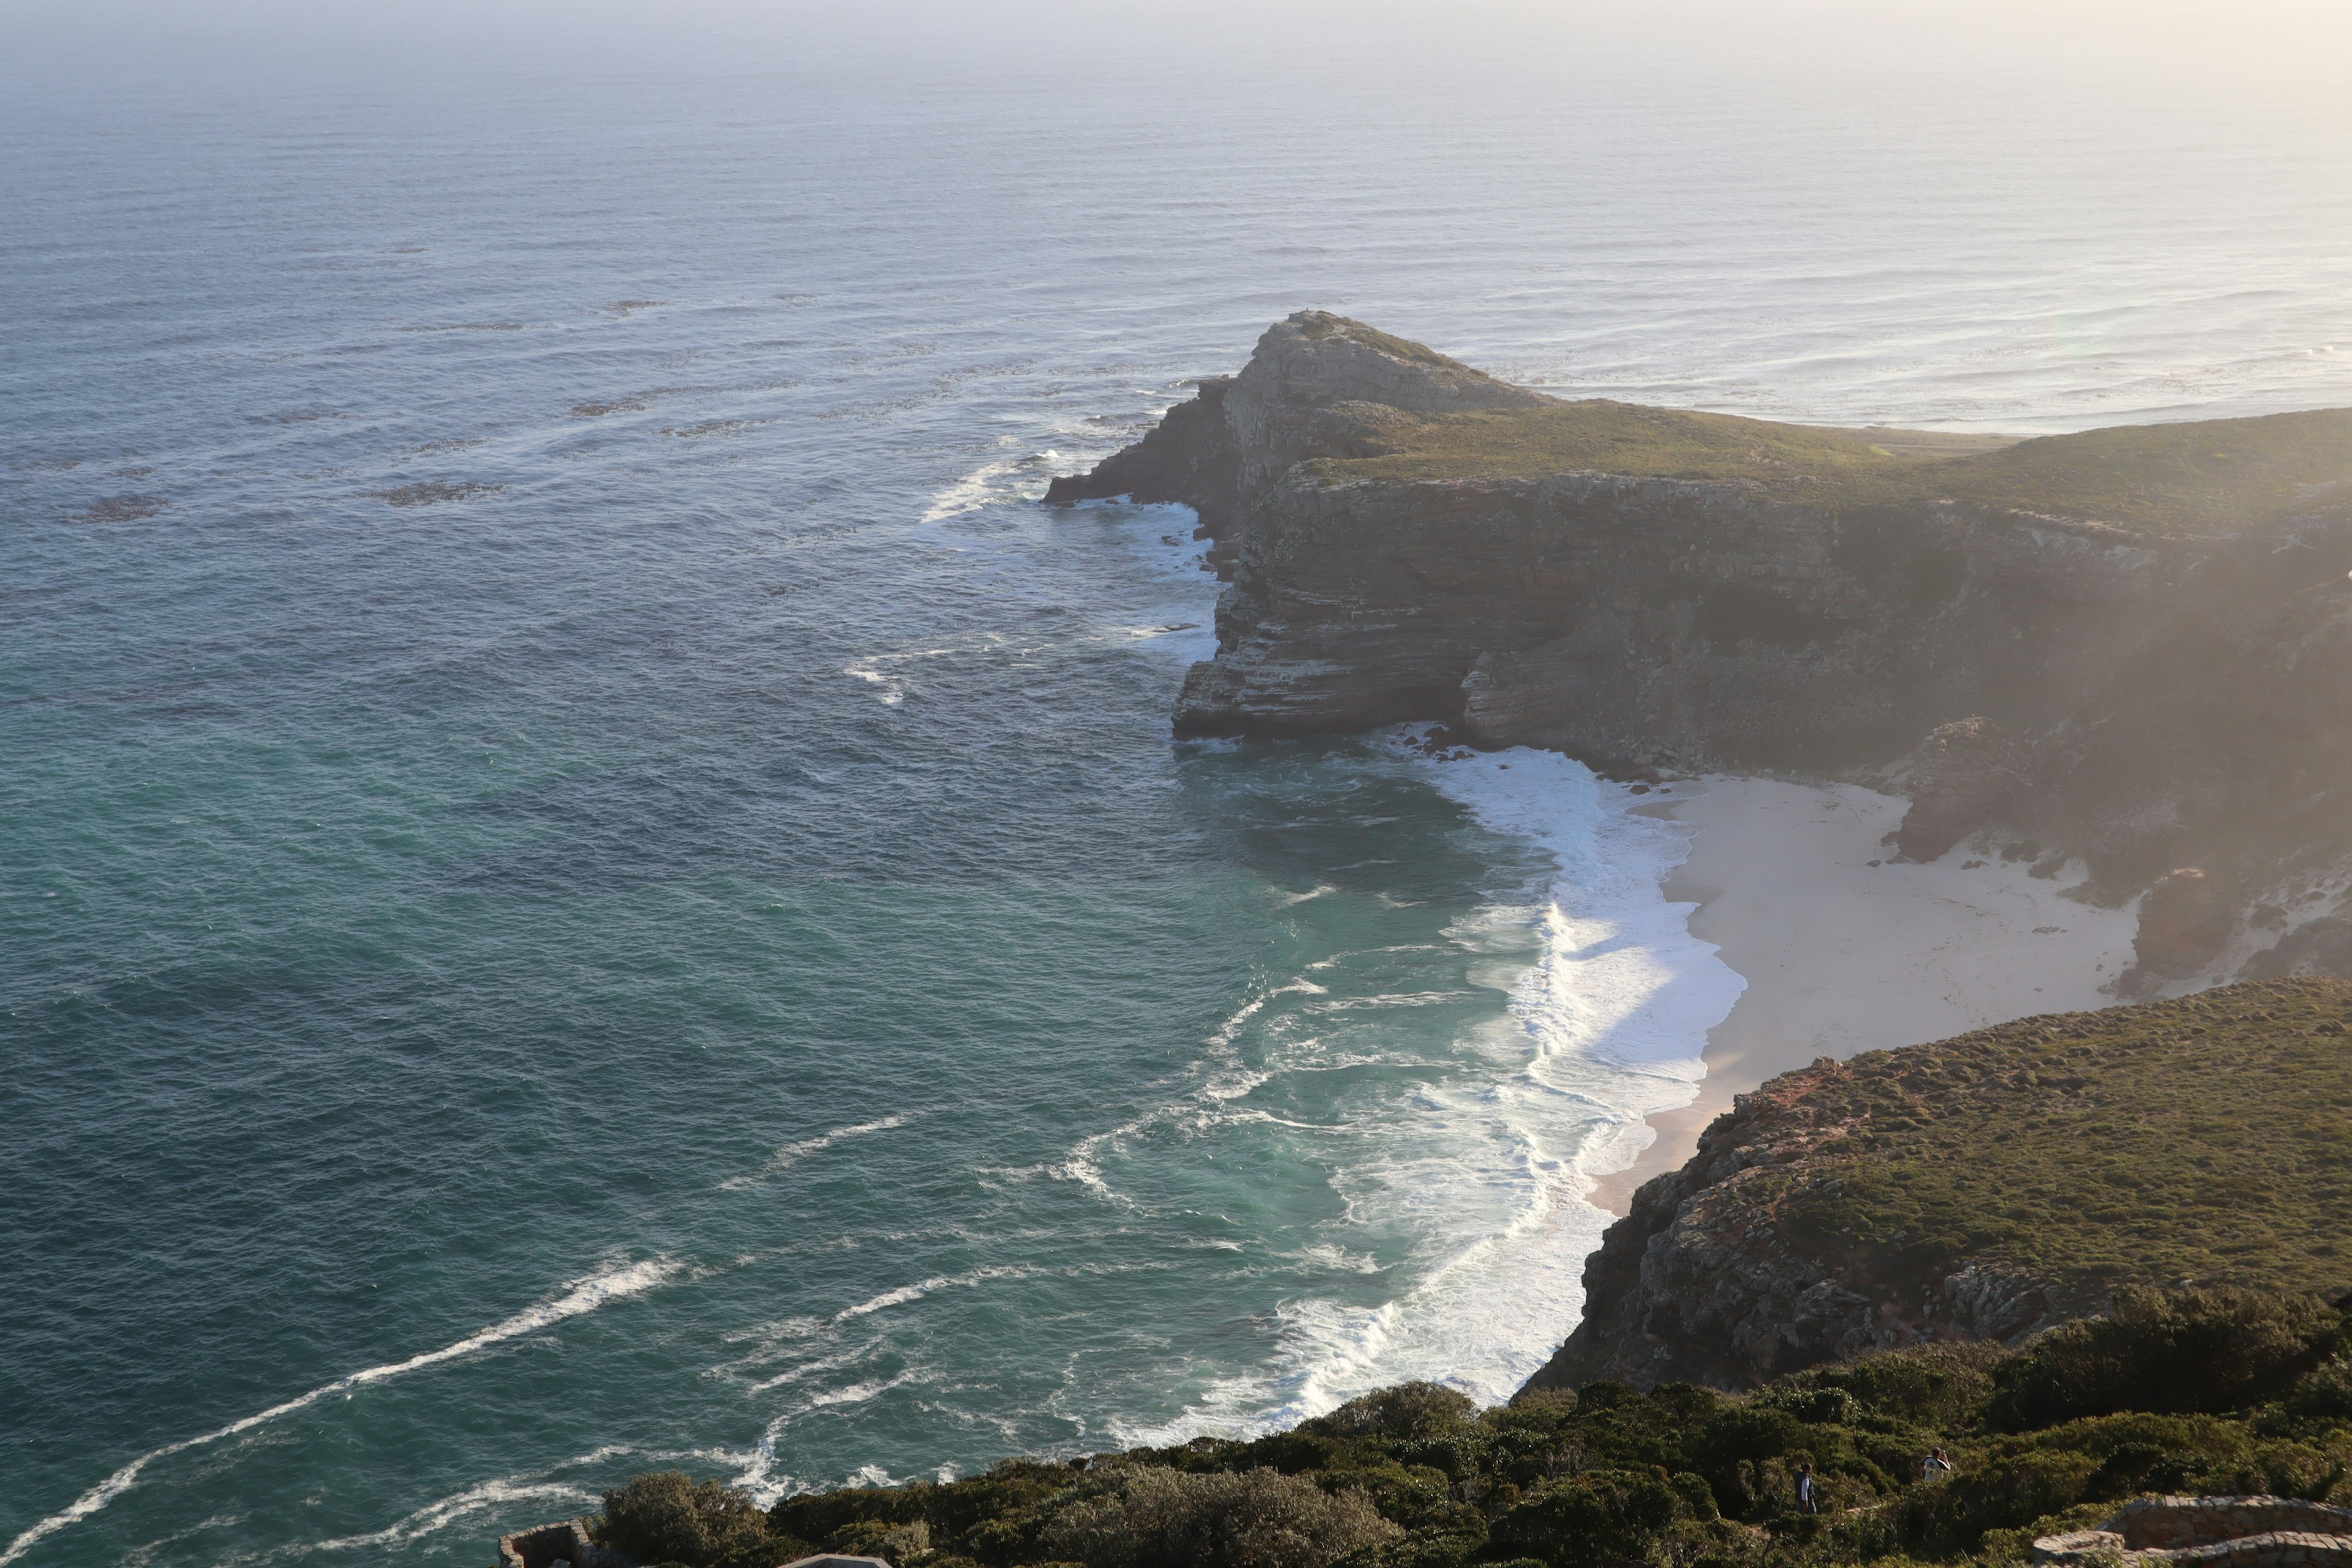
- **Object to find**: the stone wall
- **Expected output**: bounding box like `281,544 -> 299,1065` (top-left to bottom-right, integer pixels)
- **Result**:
2035,1496 -> 2352,1568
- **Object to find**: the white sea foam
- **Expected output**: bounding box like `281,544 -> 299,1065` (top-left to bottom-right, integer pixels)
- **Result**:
0,1260 -> 680,1568
835,1263 -> 1046,1322
1114,739 -> 1743,1444
1311,742 -> 1743,1400
723,1111 -> 920,1190
920,451 -> 1032,523
303,1474 -> 600,1553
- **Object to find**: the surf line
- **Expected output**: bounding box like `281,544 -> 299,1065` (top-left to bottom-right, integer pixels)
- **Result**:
0,1258 -> 682,1567
720,1110 -> 922,1191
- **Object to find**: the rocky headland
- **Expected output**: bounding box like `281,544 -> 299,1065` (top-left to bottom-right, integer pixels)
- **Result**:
1522,978 -> 2352,1393
498,329 -> 2352,1568
1049,312 -> 2352,990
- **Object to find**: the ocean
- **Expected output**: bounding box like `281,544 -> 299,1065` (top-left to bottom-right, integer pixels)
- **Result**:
6,9 -> 2351,1563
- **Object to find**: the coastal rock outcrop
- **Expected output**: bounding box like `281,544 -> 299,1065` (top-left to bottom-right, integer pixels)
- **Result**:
1517,979 -> 2352,1393
1052,313 -> 2352,969
1044,312 -> 1542,556
1890,717 -> 2025,862
2118,869 -> 2236,996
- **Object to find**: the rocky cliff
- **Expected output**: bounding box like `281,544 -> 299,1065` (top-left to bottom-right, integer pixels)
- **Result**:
1044,312 -> 1545,559
1517,978 -> 2352,1393
1050,312 -> 2352,981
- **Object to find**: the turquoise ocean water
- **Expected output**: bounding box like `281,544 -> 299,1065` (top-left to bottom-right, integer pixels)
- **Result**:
6,12 -> 2352,1564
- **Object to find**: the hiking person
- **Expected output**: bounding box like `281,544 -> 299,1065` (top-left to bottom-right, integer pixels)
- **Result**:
1796,1462 -> 1818,1514
1923,1449 -> 1954,1482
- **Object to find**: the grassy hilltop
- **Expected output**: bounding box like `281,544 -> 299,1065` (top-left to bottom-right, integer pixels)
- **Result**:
1528,981 -> 2352,1395
1703,979 -> 2352,1305
1301,394 -> 2352,537
578,985 -> 2352,1568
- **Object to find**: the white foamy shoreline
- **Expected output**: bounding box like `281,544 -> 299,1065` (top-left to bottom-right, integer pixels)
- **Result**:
1406,750 -> 2142,1398
1587,774 -> 2141,1212
1387,742 -> 1744,1402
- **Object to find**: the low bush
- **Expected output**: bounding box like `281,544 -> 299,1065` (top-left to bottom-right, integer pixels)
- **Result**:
582,1289 -> 2352,1568
1988,1287 -> 2345,1428
597,1471 -> 779,1568
1037,1466 -> 1396,1568
1487,1470 -> 1680,1568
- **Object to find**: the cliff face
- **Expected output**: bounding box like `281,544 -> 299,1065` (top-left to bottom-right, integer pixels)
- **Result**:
1044,312 -> 1544,556
1050,312 -> 2352,972
1518,979 -> 2352,1393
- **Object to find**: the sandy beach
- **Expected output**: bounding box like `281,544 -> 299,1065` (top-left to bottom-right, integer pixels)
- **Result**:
1585,776 -> 2141,1213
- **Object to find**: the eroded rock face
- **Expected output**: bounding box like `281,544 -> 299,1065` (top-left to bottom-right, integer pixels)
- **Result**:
1043,311 -> 1545,554
1516,978 -> 2352,1395
1060,313 -> 2352,956
2117,869 -> 2236,995
1891,717 -> 2026,862
1176,466 -> 2193,763
1220,312 -> 1548,505
1041,376 -> 1243,536
1515,1058 -> 2084,1395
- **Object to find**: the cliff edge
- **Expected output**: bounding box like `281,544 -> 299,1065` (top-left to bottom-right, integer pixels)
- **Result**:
1518,978 -> 2352,1393
1050,314 -> 2352,984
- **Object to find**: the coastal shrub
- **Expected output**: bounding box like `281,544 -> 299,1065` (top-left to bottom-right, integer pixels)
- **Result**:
598,1471 -> 778,1568
2290,1357 -> 2352,1420
772,1478 -> 933,1543
1906,1449 -> 2101,1549
1799,1342 -> 2003,1427
1305,1383 -> 1477,1444
1988,1287 -> 2347,1428
1758,1385 -> 1856,1427
586,1284 -> 2352,1568
1309,399 -> 2352,535
1487,1469 -> 1682,1568
1036,1466 -> 1396,1568
829,1518 -> 933,1564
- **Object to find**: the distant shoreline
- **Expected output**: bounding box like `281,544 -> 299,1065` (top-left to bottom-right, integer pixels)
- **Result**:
1584,776 -> 2139,1215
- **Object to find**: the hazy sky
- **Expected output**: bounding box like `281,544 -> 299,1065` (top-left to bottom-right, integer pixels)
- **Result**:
10,0 -> 2352,77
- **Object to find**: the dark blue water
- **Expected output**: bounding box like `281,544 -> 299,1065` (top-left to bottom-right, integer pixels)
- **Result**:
7,16 -> 2352,1566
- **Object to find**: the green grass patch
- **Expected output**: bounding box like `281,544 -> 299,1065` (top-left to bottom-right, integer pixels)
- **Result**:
1310,401 -> 2352,536
1760,980 -> 2352,1300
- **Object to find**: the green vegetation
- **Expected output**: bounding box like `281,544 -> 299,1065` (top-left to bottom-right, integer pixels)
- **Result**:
592,1290 -> 2352,1568
1741,979 -> 2352,1303
1306,400 -> 2352,535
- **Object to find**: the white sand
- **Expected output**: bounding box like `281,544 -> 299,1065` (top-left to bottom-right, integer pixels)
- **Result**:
1586,775 -> 2141,1213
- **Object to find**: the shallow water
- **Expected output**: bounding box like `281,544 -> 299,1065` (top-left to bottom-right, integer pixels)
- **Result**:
6,18 -> 2352,1566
